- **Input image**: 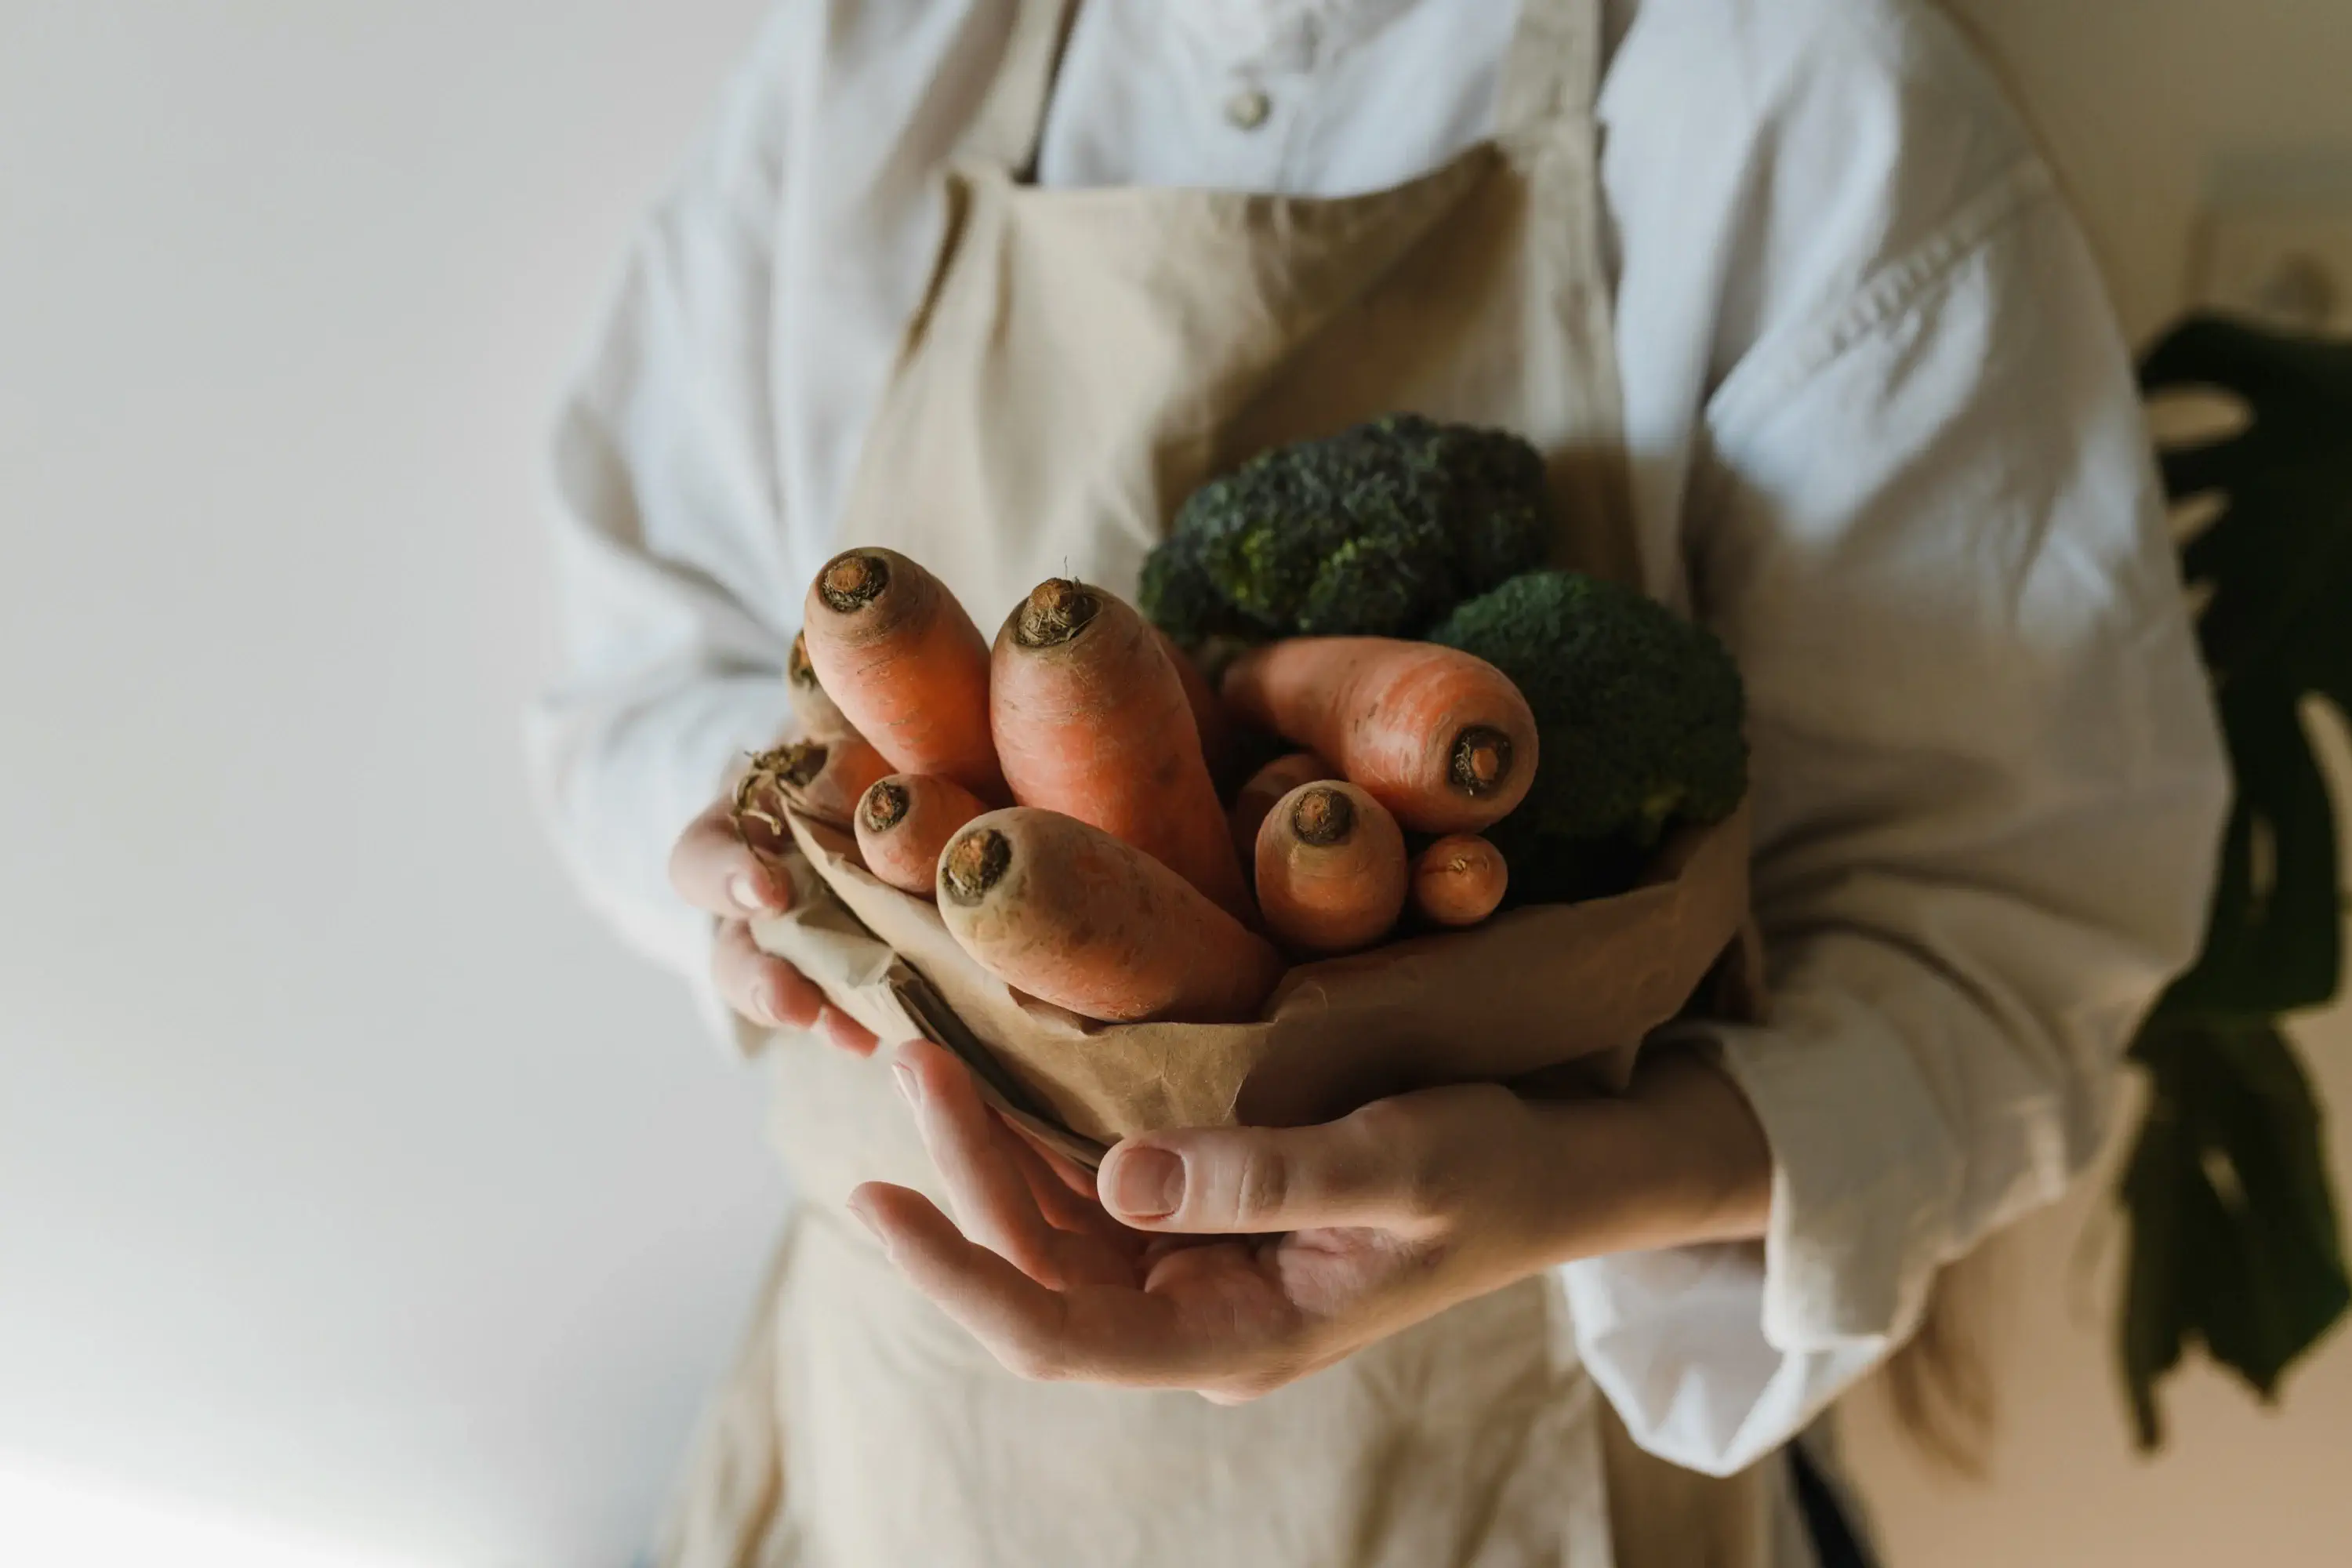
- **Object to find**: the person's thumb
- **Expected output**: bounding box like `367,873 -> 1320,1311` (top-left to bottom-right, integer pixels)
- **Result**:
1097,1102 -> 1445,1235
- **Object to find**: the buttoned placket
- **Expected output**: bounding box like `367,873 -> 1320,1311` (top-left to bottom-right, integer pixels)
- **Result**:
1172,0 -> 1424,191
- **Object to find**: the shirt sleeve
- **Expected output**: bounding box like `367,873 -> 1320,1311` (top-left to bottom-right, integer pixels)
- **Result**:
1561,169 -> 2230,1475
523,10 -> 805,996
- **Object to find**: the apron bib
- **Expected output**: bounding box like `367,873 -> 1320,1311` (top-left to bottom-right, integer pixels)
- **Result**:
663,2 -> 1780,1563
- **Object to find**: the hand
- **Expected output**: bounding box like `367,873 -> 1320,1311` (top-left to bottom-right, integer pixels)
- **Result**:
667,789 -> 878,1055
851,1037 -> 1769,1399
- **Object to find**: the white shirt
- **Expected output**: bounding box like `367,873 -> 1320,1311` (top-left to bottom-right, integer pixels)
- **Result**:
524,0 -> 2229,1486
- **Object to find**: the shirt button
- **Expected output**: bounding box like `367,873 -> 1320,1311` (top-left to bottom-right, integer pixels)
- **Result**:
1224,88 -> 1272,131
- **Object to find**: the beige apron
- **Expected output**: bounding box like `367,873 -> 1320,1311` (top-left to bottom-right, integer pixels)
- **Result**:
662,2 -> 1786,1562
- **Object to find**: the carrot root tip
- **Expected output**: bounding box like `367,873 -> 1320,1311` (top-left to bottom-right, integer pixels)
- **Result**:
861,779 -> 909,832
941,827 -> 1011,905
1012,578 -> 1101,648
787,630 -> 821,689
1449,727 -> 1515,797
818,550 -> 890,612
1290,786 -> 1356,846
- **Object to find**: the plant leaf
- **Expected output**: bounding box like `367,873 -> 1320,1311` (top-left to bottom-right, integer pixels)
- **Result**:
2120,317 -> 2352,1447
2162,678 -> 2342,1016
2119,1026 -> 2196,1449
2119,1017 -> 2350,1446
2143,318 -> 2352,1018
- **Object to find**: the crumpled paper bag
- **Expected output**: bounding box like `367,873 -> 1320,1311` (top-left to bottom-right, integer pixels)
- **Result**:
753,803 -> 1751,1165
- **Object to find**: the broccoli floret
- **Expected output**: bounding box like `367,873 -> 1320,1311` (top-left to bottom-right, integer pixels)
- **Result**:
1139,415 -> 1551,644
1431,571 -> 1747,899
1135,532 -> 1244,644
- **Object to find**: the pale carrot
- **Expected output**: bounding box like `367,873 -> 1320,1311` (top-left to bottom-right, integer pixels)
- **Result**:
989,579 -> 1251,919
1253,782 -> 1408,955
1410,834 -> 1509,927
1219,637 -> 1537,833
937,808 -> 1286,1024
855,772 -> 988,898
786,630 -> 855,739
735,736 -> 892,833
1150,624 -> 1233,782
1228,750 -> 1335,865
802,547 -> 1005,801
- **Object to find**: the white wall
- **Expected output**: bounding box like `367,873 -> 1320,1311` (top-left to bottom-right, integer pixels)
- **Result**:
5,2 -> 2350,1565
0,3 -> 782,1563
1843,4 -> 2352,1566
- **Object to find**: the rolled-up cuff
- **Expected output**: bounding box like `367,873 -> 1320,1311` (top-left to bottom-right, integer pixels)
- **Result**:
1706,1015 -> 1960,1350
1561,1244 -> 1887,1475
1561,1010 -> 1965,1473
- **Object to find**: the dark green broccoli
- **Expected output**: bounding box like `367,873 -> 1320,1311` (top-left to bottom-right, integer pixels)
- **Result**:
1140,415 -> 1552,644
1431,571 -> 1747,902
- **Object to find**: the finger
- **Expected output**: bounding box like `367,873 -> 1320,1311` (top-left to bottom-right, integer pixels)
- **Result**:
1100,1095 -> 1487,1236
1000,1116 -> 1109,1204
893,1039 -> 1065,1281
994,1119 -> 1132,1247
816,1006 -> 879,1058
711,919 -> 826,1030
670,797 -> 795,919
849,1183 -> 1080,1380
851,1183 -> 1227,1388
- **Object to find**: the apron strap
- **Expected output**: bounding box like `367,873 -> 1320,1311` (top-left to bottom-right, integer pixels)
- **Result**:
1495,0 -> 1606,137
955,0 -> 1080,176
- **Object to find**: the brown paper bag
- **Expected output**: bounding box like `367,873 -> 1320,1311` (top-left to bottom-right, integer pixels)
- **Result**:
752,802 -> 1751,1165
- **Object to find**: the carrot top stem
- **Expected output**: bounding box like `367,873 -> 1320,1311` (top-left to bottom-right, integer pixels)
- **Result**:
942,828 -> 1011,905
788,631 -> 822,691
1013,579 -> 1101,648
861,779 -> 910,832
818,550 -> 890,612
1450,727 -> 1515,796
1290,786 -> 1354,846
771,741 -> 828,788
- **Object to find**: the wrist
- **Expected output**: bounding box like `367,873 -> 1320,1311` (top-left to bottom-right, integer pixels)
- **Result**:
1635,1044 -> 1774,1243
1526,1044 -> 1773,1265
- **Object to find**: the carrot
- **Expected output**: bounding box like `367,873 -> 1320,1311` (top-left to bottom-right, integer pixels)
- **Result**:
989,579 -> 1251,919
1150,625 -> 1234,781
735,736 -> 891,833
786,630 -> 855,739
855,772 -> 987,898
1410,834 -> 1509,927
1254,782 -> 1408,955
937,808 -> 1285,1024
802,547 -> 1005,801
1219,637 -> 1537,833
1229,750 -> 1334,865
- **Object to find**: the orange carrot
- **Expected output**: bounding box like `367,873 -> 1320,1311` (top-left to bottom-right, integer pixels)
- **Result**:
1150,624 -> 1233,781
1254,782 -> 1408,955
938,808 -> 1286,1024
855,772 -> 987,898
1219,637 -> 1537,834
802,547 -> 1005,801
989,579 -> 1251,919
786,630 -> 855,739
1410,834 -> 1509,927
1229,750 -> 1335,865
735,736 -> 891,833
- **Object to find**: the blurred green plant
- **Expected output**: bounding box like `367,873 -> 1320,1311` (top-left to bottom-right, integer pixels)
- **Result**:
2122,317 -> 2352,1448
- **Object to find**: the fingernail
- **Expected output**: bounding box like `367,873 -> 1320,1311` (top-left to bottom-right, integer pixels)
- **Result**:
891,1062 -> 919,1109
755,985 -> 785,1028
1107,1148 -> 1184,1219
730,872 -> 771,913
